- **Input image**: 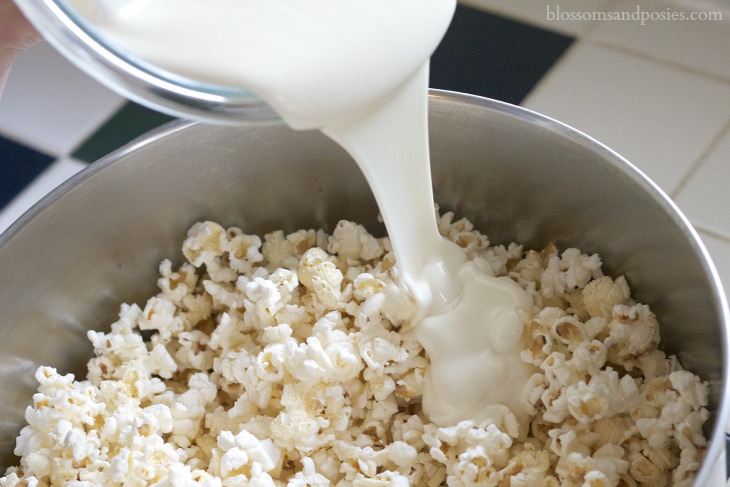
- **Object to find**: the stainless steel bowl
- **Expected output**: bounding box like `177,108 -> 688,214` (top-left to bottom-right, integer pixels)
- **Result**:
0,91 -> 727,484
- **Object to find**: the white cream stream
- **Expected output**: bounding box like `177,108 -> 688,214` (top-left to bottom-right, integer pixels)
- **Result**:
71,0 -> 535,432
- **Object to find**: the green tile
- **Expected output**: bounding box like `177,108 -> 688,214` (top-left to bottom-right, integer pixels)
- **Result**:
72,102 -> 176,163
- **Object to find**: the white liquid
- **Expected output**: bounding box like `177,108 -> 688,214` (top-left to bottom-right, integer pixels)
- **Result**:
72,0 -> 454,130
322,65 -> 535,434
72,0 -> 535,432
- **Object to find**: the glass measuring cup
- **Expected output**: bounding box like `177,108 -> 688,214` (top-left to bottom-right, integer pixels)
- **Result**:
14,0 -> 279,124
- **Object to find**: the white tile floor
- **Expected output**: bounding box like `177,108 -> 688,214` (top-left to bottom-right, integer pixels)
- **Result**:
522,42 -> 730,194
0,43 -> 125,156
590,0 -> 730,80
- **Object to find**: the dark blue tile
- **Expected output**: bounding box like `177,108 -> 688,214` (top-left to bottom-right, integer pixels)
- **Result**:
0,136 -> 55,209
430,5 -> 575,105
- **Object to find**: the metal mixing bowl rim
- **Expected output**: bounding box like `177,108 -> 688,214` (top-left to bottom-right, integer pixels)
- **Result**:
1,90 -> 728,483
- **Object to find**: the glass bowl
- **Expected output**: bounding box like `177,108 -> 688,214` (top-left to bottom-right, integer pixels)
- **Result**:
14,0 -> 280,124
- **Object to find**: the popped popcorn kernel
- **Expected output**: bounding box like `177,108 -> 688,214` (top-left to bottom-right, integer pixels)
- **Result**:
298,247 -> 343,309
328,220 -> 385,261
582,276 -> 630,320
2,216 -> 709,486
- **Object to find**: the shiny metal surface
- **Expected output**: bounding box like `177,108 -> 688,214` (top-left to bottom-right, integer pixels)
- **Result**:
0,92 -> 727,484
13,0 -> 278,124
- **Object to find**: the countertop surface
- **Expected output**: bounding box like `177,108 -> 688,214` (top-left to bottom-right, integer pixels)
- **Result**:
1,0 -> 729,483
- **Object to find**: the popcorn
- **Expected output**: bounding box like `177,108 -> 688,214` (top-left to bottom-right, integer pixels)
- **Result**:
436,211 -> 489,259
287,457 -> 330,486
605,304 -> 660,361
209,430 -> 280,480
228,232 -> 264,275
158,260 -> 198,303
298,247 -> 344,309
582,276 -> 631,320
2,217 -> 709,486
540,248 -> 602,299
327,220 -> 385,261
182,222 -> 228,268
262,229 -> 319,270
353,273 -> 385,301
183,221 -> 238,283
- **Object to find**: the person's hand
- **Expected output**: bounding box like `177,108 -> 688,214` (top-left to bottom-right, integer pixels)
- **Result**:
0,0 -> 42,95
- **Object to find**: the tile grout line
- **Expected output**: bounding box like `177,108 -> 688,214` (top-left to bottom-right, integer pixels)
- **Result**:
670,117 -> 730,199
522,31 -> 730,112
587,38 -> 730,85
579,0 -> 624,39
464,0 -> 730,85
669,0 -> 730,18
694,223 -> 730,245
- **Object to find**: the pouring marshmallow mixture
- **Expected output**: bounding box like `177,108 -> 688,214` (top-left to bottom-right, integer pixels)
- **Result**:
1,1 -> 709,486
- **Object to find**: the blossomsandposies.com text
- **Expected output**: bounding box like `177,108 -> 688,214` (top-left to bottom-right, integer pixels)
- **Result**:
546,4 -> 724,25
